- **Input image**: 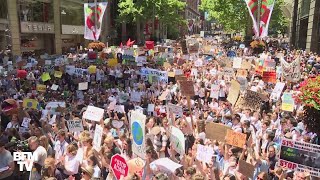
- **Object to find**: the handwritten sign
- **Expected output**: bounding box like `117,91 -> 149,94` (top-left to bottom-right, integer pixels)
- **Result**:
280,57 -> 301,82
225,129 -> 247,148
170,126 -> 185,155
205,123 -> 231,142
237,90 -> 266,110
227,80 -> 240,105
93,124 -> 103,151
180,81 -> 195,96
281,93 -> 294,112
210,84 -> 220,99
54,71 -> 63,78
36,84 -> 46,92
111,154 -> 129,180
262,71 -> 276,83
223,67 -> 234,76
67,120 -> 84,132
167,104 -> 183,117
196,144 -> 214,163
78,82 -> 88,90
83,106 -> 104,122
238,160 -> 255,178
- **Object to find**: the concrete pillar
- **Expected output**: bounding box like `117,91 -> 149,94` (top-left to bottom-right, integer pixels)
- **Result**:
309,0 -> 319,53
53,0 -> 62,54
305,0 -> 316,52
7,0 -> 21,56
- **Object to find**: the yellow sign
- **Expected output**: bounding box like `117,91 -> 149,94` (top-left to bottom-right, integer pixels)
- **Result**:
107,58 -> 118,67
168,72 -> 175,77
88,65 -> 97,74
41,72 -> 51,82
54,71 -> 63,78
36,84 -> 46,92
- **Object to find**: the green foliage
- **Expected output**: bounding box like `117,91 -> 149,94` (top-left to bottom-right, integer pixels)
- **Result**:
118,0 -> 186,26
200,0 -> 289,34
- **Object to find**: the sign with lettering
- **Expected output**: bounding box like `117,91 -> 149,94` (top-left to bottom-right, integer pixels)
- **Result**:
20,22 -> 54,34
83,106 -> 104,122
180,81 -> 195,96
280,57 -> 301,82
237,90 -> 266,110
140,68 -> 168,83
262,71 -> 276,83
167,104 -> 183,117
205,123 -> 231,142
279,139 -> 320,177
67,120 -> 84,132
111,154 -> 129,180
225,129 -> 247,148
196,144 -> 214,163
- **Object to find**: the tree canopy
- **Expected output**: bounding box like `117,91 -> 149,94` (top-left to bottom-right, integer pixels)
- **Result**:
200,0 -> 289,35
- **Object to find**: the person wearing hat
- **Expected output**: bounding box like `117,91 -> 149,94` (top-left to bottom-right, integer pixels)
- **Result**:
81,166 -> 94,180
151,126 -> 169,158
0,137 -> 14,180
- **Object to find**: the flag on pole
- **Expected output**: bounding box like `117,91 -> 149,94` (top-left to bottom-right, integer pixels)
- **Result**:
244,0 -> 259,37
84,2 -> 108,40
259,0 -> 275,37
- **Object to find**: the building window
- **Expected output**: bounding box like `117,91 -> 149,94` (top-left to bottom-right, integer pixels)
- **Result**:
61,0 -> 84,26
300,0 -> 311,18
0,0 -> 8,19
18,0 -> 54,23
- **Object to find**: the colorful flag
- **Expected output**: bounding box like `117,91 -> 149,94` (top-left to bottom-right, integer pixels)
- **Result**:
244,0 -> 259,37
84,2 -> 108,40
23,99 -> 39,110
259,0 -> 275,37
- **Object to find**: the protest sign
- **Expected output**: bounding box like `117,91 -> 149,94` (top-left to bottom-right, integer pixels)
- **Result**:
111,119 -> 124,129
281,93 -> 294,112
167,103 -> 183,117
130,92 -> 141,102
170,126 -> 185,155
196,144 -> 214,163
279,139 -> 320,177
237,90 -> 266,110
93,124 -> 103,151
223,67 -> 234,76
174,69 -> 183,76
280,57 -> 301,82
150,158 -> 183,174
210,84 -> 220,99
227,80 -> 240,105
107,58 -> 118,67
54,71 -> 63,78
51,84 -> 58,91
158,91 -> 169,101
41,72 -> 51,82
36,84 -> 46,92
140,68 -> 168,83
238,160 -> 255,178
236,69 -> 248,78
241,59 -> 252,69
114,105 -> 125,113
88,65 -> 97,74
119,93 -> 129,103
127,158 -> 145,175
45,102 -> 66,114
225,129 -> 247,148
83,106 -> 104,122
262,71 -> 276,83
147,104 -> 155,112
78,82 -> 88,91
67,120 -> 84,132
237,77 -> 248,92
233,57 -> 242,69
23,99 -> 38,110
175,75 -> 187,82
180,81 -> 195,96
111,154 -> 129,180
168,72 -> 175,77
130,110 -> 146,159
271,82 -> 285,101
205,123 -> 231,142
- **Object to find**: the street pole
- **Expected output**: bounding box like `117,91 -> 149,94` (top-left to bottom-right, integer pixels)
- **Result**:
257,0 -> 261,38
94,0 -> 98,42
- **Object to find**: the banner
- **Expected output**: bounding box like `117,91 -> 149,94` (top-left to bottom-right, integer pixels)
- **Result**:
279,139 -> 320,177
259,0 -> 275,37
130,110 -> 146,159
281,92 -> 294,112
245,0 -> 259,36
84,2 -> 108,40
280,57 -> 301,82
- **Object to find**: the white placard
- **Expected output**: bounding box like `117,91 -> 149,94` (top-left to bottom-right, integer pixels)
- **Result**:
83,106 -> 104,122
147,104 -> 155,112
51,84 -> 59,91
78,82 -> 88,90
210,84 -> 220,99
114,105 -> 125,113
271,82 -> 286,101
130,92 -> 141,102
170,126 -> 185,155
196,144 -> 214,163
93,124 -> 103,151
67,120 -> 84,132
233,57 -> 242,69
167,104 -> 183,117
150,158 -> 183,174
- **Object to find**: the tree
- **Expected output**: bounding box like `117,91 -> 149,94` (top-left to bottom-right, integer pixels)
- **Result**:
200,0 -> 289,35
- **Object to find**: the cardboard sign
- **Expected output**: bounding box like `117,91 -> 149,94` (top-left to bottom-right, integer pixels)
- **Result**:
237,90 -> 266,110
130,110 -> 146,158
158,91 -> 169,101
170,126 -> 185,155
281,93 -> 294,112
175,75 -> 187,81
241,59 -> 252,69
111,154 -> 129,180
238,160 -> 255,178
227,80 -> 240,105
167,104 -> 183,117
93,124 -> 103,151
205,123 -> 231,142
279,139 -> 320,177
262,71 -> 276,83
83,106 -> 104,122
78,82 -> 88,91
196,144 -> 214,163
36,84 -> 46,92
225,129 -> 247,148
67,120 -> 84,132
180,81 -> 195,96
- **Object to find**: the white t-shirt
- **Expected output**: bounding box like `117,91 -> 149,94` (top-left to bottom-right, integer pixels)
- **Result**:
33,146 -> 47,166
64,155 -> 80,175
93,165 -> 101,178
